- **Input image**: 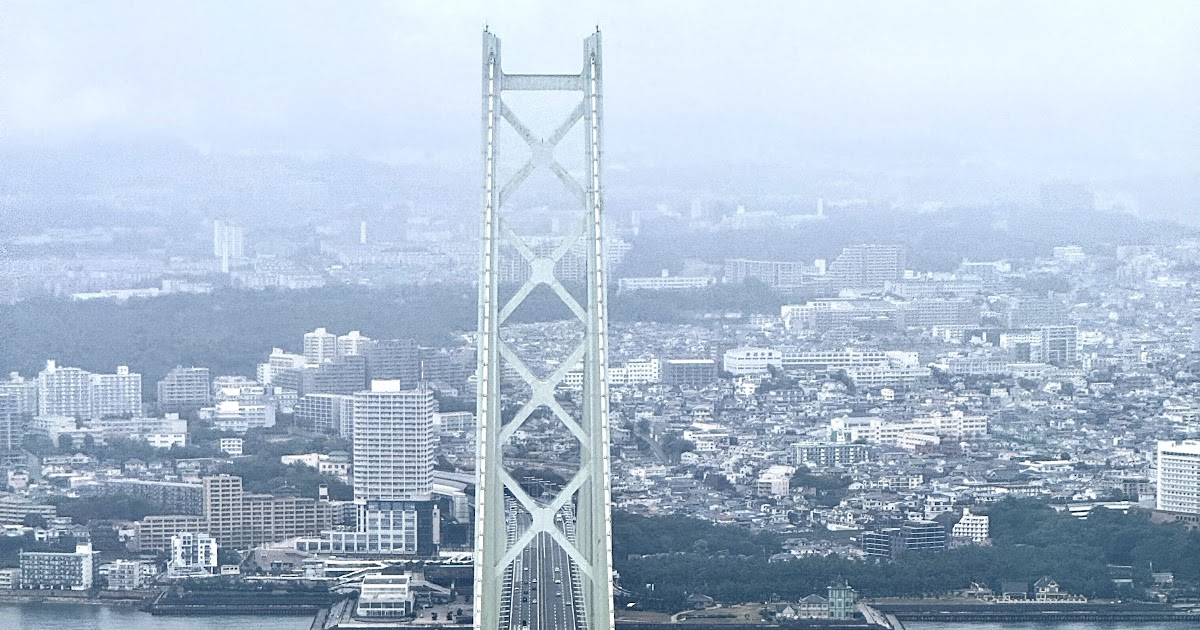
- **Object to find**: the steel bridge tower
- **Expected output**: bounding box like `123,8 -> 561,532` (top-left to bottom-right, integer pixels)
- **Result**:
474,29 -> 615,630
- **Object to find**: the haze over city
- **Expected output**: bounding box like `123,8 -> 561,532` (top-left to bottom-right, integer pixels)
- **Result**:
3,1 -> 1198,220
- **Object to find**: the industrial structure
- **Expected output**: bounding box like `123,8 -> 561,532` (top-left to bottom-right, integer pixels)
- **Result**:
474,29 -> 615,630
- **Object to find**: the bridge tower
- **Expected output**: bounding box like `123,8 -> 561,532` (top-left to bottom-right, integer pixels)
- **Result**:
474,29 -> 615,630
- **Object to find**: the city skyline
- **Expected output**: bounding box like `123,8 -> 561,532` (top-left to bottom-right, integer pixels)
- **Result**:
1,3 -> 1199,628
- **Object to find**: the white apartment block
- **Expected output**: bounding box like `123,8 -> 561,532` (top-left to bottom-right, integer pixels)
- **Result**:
918,412 -> 989,438
296,393 -> 353,435
897,432 -> 942,450
780,299 -> 899,332
843,352 -> 928,389
258,348 -> 307,385
337,330 -> 372,357
1041,325 -> 1079,366
336,395 -> 356,440
89,366 -> 142,419
944,355 -> 1009,376
213,375 -> 259,395
219,437 -> 244,456
723,348 -> 783,375
831,411 -> 987,448
105,559 -> 154,590
436,411 -> 475,434
20,542 -> 95,590
201,400 -> 275,434
37,361 -> 91,419
1006,363 -> 1055,379
1000,330 -> 1045,361
157,366 -> 211,410
27,415 -> 78,443
304,328 -> 338,365
756,465 -> 795,497
352,381 -> 434,501
0,393 -> 21,451
828,243 -> 905,291
1053,245 -> 1086,262
212,220 -> 245,273
169,532 -> 218,578
779,349 -> 890,371
953,508 -> 990,543
767,348 -> 929,388
145,431 -> 187,449
608,358 -> 662,386
85,415 -> 187,448
1,373 -> 40,416
212,382 -> 268,406
561,368 -> 584,391
1157,440 -> 1200,515
618,273 -> 713,291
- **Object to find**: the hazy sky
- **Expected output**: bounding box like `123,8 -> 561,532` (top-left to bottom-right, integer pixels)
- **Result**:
2,1 -> 1197,174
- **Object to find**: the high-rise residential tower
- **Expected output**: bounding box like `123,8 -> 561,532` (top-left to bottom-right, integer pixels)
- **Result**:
365,339 -> 422,386
352,381 -> 434,501
37,361 -> 92,419
305,380 -> 441,557
157,366 -> 212,411
303,327 -> 338,365
295,393 -> 353,436
1157,440 -> 1200,515
1041,325 -> 1079,366
336,330 -> 372,357
828,244 -> 906,291
212,220 -> 245,274
90,366 -> 142,419
0,373 -> 39,417
258,347 -> 307,386
302,355 -> 367,396
0,393 -> 22,451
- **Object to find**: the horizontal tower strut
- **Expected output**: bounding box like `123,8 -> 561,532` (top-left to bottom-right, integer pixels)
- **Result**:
501,74 -> 585,91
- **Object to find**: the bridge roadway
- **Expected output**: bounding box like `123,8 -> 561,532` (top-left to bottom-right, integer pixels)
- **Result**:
501,501 -> 582,630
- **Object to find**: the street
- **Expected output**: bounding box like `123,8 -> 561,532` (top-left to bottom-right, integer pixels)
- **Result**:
500,499 -> 584,630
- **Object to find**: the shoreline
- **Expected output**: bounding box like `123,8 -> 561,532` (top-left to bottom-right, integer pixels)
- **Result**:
2,594 -> 1198,625
868,600 -> 1200,625
0,590 -> 158,607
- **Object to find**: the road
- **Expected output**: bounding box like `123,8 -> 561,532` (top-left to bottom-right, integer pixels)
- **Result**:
500,499 -> 583,630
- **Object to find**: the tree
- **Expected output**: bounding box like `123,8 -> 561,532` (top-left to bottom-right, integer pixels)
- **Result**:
659,431 -> 694,463
831,370 -> 857,395
218,548 -> 243,567
702,473 -> 733,492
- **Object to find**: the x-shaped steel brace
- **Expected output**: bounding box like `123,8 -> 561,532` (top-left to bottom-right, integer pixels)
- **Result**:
498,99 -> 588,207
497,340 -> 588,445
494,467 -> 593,579
497,218 -> 590,326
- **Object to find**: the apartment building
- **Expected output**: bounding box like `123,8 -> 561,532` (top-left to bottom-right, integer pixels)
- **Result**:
156,366 -> 211,411
1157,440 -> 1200,515
202,474 -> 332,549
